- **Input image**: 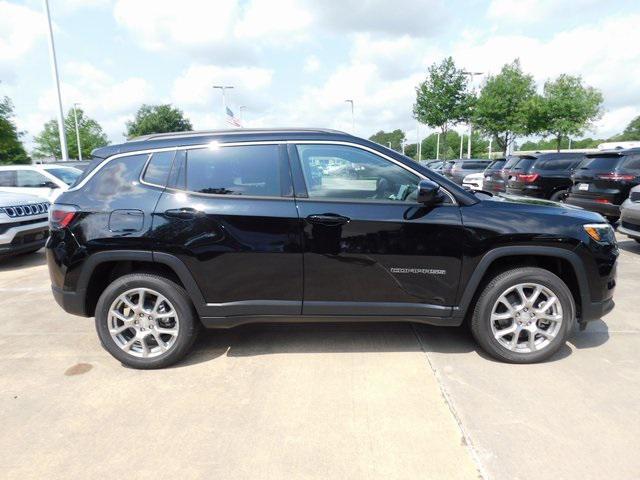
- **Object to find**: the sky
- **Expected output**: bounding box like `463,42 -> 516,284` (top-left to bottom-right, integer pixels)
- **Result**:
1,0 -> 640,153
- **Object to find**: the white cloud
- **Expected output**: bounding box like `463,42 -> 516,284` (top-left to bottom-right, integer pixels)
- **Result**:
596,107 -> 640,138
0,1 -> 45,63
303,55 -> 320,73
235,0 -> 312,41
486,0 -> 599,24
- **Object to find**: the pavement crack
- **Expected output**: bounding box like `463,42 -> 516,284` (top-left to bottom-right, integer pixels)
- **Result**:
410,323 -> 489,480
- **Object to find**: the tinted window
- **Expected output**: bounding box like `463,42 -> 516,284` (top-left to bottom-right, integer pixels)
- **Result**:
621,154 -> 640,172
578,156 -> 623,171
502,156 -> 522,170
168,150 -> 186,190
82,154 -> 149,200
511,158 -> 536,171
536,157 -> 583,171
143,151 -> 175,186
186,145 -> 281,197
460,161 -> 491,170
297,144 -> 419,202
17,170 -> 50,187
486,160 -> 505,171
45,167 -> 82,185
0,170 -> 16,186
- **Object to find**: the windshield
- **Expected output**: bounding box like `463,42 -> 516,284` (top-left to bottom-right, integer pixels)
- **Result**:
45,167 -> 82,185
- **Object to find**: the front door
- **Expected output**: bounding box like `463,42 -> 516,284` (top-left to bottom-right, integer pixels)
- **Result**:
289,143 -> 464,317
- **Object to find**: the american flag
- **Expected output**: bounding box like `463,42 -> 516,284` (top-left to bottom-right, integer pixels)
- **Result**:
226,106 -> 242,128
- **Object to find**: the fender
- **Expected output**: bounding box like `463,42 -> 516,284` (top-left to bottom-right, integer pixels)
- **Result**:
452,245 -> 589,322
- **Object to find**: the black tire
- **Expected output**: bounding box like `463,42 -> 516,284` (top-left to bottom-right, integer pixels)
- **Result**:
470,267 -> 575,364
549,190 -> 568,202
95,273 -> 200,369
635,238 -> 640,244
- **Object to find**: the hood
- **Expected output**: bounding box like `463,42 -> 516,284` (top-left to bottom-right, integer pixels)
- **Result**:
481,192 -> 606,222
0,191 -> 49,207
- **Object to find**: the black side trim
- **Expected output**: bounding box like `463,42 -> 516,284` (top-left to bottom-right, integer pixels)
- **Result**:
453,246 -> 590,322
200,315 -> 461,329
303,301 -> 451,317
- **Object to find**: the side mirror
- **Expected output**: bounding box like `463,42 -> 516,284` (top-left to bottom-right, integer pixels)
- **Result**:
417,179 -> 442,205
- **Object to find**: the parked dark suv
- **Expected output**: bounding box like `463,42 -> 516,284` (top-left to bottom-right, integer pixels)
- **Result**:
506,152 -> 585,201
482,158 -> 506,193
566,148 -> 640,221
46,129 -> 617,369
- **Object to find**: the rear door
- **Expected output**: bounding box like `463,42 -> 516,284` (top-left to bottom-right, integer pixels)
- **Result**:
571,154 -> 626,203
152,143 -> 303,316
289,142 -> 464,317
506,157 -> 537,191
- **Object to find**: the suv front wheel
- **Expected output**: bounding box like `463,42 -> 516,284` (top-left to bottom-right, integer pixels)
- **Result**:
95,273 -> 200,369
471,267 -> 574,363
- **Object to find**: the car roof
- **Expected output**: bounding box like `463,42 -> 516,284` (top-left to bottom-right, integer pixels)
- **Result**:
585,147 -> 640,158
0,165 -> 52,170
92,128 -> 356,159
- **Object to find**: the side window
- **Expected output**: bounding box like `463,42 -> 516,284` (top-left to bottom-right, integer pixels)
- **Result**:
0,170 -> 16,187
296,144 -> 420,202
143,151 -> 176,186
185,145 -> 281,197
17,170 -> 51,187
622,155 -> 640,172
82,154 -> 149,200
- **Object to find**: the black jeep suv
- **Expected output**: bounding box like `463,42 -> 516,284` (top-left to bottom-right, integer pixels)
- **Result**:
46,129 -> 617,369
506,152 -> 585,201
566,148 -> 640,222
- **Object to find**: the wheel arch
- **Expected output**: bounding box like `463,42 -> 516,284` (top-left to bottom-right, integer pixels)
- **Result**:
454,246 -> 588,323
78,250 -> 206,317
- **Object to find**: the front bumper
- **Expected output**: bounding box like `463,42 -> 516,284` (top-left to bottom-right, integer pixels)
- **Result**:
0,223 -> 49,256
565,195 -> 620,218
580,297 -> 615,325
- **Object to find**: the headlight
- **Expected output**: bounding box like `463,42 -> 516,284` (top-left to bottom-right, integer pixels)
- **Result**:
583,223 -> 615,243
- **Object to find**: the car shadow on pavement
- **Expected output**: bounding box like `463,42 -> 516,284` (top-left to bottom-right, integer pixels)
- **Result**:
176,322 -> 477,368
0,249 -> 46,272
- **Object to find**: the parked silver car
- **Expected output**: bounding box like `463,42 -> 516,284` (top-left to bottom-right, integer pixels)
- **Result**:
618,184 -> 640,243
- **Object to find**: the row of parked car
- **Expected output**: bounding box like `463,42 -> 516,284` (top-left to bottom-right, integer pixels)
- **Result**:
425,148 -> 640,243
0,164 -> 84,259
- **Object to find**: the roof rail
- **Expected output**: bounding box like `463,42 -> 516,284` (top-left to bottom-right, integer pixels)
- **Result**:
127,128 -> 348,142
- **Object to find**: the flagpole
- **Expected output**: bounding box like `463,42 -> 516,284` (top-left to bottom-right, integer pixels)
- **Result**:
212,85 -> 234,126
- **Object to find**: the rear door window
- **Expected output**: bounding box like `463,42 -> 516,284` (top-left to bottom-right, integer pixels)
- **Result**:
621,155 -> 640,173
535,157 -> 583,171
185,145 -> 283,197
143,151 -> 176,186
461,161 -> 491,170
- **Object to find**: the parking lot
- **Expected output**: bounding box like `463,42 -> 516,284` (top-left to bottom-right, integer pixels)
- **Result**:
0,233 -> 638,480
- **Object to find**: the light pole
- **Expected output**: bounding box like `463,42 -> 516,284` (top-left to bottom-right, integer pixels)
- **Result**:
345,99 -> 354,133
436,133 -> 440,160
488,138 -> 493,158
72,103 -> 82,161
239,105 -> 247,127
213,85 -> 234,124
43,0 -> 68,161
416,121 -> 421,161
401,138 -> 406,155
462,71 -> 484,159
459,133 -> 464,159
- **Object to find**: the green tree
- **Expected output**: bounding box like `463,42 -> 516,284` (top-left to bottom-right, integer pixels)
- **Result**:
126,104 -> 192,138
404,143 -> 417,159
420,130 -> 490,160
413,57 -> 473,159
0,96 -> 29,165
473,59 -> 538,155
538,74 -> 603,151
617,116 -> 640,141
33,108 -> 109,159
369,129 -> 406,151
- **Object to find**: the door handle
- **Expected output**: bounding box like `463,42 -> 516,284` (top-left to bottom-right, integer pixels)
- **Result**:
306,213 -> 350,226
164,208 -> 203,220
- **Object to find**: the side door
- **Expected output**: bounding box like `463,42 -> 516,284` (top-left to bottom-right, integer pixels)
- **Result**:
152,142 -> 303,317
289,142 -> 464,318
16,169 -> 59,200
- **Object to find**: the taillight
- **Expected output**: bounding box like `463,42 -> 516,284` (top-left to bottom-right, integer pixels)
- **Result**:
517,173 -> 539,183
49,204 -> 78,229
597,173 -> 636,181
595,198 -> 610,204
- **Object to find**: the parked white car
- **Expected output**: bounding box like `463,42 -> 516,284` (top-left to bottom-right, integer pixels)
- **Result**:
462,172 -> 484,190
0,165 -> 82,201
0,192 -> 50,258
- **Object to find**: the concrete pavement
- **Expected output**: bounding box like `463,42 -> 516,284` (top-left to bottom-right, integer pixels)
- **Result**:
1,236 -> 638,479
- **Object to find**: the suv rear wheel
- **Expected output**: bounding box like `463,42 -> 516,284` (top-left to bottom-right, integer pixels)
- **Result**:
549,189 -> 568,202
471,267 -> 574,363
95,273 -> 200,369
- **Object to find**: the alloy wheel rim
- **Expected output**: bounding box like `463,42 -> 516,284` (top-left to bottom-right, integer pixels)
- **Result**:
108,288 -> 179,358
490,283 -> 563,354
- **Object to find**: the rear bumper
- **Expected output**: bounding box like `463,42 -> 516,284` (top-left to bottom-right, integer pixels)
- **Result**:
51,284 -> 87,317
565,195 -> 620,218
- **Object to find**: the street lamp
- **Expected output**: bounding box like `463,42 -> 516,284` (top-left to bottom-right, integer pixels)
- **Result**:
436,133 -> 440,160
344,99 -> 354,133
239,105 -> 247,127
459,133 -> 464,159
213,85 -> 234,124
462,71 -> 484,159
72,103 -> 82,161
43,0 -> 69,161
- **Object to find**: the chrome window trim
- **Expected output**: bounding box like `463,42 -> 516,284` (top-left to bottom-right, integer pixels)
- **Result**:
68,139 -> 456,204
